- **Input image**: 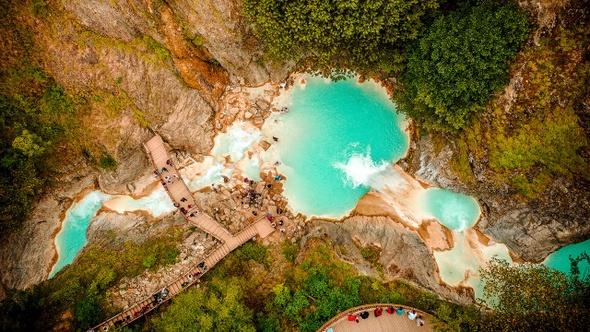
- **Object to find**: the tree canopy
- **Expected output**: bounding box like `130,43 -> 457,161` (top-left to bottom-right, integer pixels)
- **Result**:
153,277 -> 256,332
396,0 -> 529,131
479,258 -> 590,331
243,0 -> 443,77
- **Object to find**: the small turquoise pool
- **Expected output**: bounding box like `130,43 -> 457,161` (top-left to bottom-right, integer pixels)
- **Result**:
50,187 -> 177,277
265,77 -> 409,218
543,239 -> 590,276
419,188 -> 481,232
49,191 -> 106,277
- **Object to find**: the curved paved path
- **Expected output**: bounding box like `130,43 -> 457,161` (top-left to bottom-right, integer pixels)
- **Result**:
89,136 -> 274,332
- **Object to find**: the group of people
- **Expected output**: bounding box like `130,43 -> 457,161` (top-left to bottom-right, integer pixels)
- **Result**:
243,182 -> 263,207
99,288 -> 172,329
153,159 -> 177,191
345,306 -> 425,327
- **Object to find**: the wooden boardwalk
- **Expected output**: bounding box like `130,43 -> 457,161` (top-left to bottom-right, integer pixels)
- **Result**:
89,136 -> 274,332
317,303 -> 435,332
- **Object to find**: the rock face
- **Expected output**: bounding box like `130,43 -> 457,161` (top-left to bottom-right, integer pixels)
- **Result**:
410,135 -> 590,262
43,40 -> 217,190
304,216 -> 473,305
62,0 -> 272,86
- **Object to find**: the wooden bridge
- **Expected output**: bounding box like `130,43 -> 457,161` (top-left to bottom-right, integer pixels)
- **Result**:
89,135 -> 274,332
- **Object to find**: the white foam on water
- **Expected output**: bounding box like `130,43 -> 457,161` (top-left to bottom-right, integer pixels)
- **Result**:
104,187 -> 175,217
212,122 -> 263,162
334,150 -> 408,192
187,162 -> 225,191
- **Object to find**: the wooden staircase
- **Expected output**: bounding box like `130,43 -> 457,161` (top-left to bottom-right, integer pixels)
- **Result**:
88,136 -> 274,332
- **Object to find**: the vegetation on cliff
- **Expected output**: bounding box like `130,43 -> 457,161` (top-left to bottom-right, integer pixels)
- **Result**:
0,235 -> 481,331
154,239 -> 479,332
0,228 -> 181,331
0,9 -> 79,238
0,0 -> 120,238
443,0 -> 590,199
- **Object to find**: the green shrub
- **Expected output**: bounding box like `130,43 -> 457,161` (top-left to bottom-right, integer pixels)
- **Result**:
281,241 -> 299,263
143,35 -> 170,62
153,278 -> 256,332
98,153 -> 117,170
191,35 -> 205,46
237,242 -> 268,264
479,258 -> 590,331
142,254 -> 156,269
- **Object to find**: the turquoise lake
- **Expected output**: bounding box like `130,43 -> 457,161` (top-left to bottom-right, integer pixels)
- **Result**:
265,77 -> 409,218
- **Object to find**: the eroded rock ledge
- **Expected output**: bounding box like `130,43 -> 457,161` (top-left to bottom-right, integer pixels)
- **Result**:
304,216 -> 473,305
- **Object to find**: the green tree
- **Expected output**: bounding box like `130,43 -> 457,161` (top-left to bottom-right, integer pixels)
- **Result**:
243,0 -> 443,77
479,258 -> 590,331
153,277 -> 256,332
98,153 -> 117,170
397,0 -> 529,131
75,294 -> 104,328
12,130 -> 47,158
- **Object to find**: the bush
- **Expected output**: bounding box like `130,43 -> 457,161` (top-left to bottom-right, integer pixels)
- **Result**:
236,242 -> 268,263
281,241 -> 299,263
98,153 -> 117,170
153,278 -> 256,332
479,258 -> 590,331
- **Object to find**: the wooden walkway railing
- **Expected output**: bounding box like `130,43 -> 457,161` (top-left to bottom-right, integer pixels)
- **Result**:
88,136 -> 274,332
316,303 -> 436,332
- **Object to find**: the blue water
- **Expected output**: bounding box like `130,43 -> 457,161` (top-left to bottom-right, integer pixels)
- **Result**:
420,188 -> 481,232
543,239 -> 590,277
241,156 -> 262,181
266,77 -> 409,218
49,191 -> 106,277
50,185 -> 179,277
212,123 -> 263,162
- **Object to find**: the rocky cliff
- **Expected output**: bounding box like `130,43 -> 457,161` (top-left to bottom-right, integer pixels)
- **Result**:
62,0 -> 271,86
